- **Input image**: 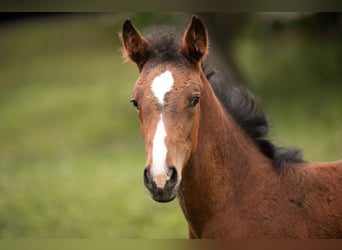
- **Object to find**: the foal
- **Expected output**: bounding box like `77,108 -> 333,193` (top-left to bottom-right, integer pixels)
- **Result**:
120,16 -> 342,238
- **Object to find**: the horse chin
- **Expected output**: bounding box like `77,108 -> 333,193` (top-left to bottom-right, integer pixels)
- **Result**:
149,188 -> 178,203
151,194 -> 176,203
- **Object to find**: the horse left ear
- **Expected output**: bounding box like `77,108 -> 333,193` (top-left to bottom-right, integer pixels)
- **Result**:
182,16 -> 209,64
121,19 -> 150,71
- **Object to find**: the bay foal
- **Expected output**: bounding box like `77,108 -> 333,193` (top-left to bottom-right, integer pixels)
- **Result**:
120,16 -> 342,238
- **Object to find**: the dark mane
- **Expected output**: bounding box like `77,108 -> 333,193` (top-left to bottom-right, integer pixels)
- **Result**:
202,61 -> 304,169
144,26 -> 304,170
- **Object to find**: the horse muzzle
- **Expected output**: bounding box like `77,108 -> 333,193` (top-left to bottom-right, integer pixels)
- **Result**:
143,166 -> 178,202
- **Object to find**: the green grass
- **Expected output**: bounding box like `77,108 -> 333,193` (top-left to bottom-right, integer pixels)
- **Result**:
0,14 -> 187,238
0,13 -> 341,238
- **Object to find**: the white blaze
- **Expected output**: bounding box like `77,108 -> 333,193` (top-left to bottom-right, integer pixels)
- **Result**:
150,71 -> 174,176
151,71 -> 174,105
151,115 -> 168,175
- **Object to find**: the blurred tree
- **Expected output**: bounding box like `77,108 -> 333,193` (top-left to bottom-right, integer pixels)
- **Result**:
193,13 -> 249,86
180,12 -> 342,89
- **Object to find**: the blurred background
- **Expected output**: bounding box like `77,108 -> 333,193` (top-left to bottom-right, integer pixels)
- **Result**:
0,12 -> 341,238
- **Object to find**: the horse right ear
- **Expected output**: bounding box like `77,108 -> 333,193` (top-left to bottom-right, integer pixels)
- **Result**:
182,16 -> 209,64
121,19 -> 150,71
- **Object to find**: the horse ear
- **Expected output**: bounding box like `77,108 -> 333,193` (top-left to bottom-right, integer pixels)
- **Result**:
121,19 -> 150,70
182,16 -> 209,64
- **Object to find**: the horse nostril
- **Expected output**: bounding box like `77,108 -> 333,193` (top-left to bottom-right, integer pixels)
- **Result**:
167,166 -> 178,188
144,167 -> 154,190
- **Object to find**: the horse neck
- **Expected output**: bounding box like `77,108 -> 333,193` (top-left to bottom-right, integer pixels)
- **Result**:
178,71 -> 273,236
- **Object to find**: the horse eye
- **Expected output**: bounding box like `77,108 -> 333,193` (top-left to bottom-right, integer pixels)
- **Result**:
130,99 -> 139,110
189,95 -> 200,108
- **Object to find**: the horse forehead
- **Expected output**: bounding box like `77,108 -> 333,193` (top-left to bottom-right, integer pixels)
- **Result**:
150,70 -> 175,105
